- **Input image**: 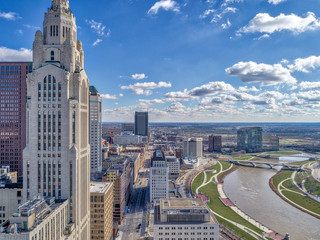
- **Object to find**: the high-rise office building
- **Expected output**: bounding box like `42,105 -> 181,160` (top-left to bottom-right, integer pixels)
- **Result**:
183,138 -> 203,158
0,62 -> 32,176
89,86 -> 102,173
22,0 -> 90,239
150,150 -> 169,203
135,112 -> 148,136
237,127 -> 263,153
208,135 -> 222,153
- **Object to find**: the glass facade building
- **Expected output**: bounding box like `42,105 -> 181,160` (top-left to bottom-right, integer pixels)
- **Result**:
0,62 -> 32,175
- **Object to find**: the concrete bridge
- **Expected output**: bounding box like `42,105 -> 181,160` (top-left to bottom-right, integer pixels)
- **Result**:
227,159 -> 304,171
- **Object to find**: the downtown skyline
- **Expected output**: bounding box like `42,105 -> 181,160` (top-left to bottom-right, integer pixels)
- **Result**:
1,0 -> 320,122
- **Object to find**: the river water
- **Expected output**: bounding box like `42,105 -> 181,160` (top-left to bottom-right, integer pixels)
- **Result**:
223,156 -> 320,240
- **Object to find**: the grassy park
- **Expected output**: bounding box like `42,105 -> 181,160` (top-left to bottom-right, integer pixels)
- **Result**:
271,170 -> 320,216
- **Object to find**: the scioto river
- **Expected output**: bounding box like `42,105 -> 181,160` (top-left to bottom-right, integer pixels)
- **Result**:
223,156 -> 320,240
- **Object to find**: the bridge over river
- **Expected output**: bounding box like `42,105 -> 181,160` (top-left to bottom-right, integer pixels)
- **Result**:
227,159 -> 304,171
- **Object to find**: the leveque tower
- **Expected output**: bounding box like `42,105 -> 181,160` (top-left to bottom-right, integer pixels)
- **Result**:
23,0 -> 90,239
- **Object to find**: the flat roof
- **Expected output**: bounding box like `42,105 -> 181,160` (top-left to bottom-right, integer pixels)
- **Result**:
160,198 -> 206,210
90,182 -> 112,194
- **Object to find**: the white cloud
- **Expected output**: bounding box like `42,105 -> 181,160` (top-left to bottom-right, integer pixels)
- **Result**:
0,47 -> 32,61
239,12 -> 320,35
0,11 -> 21,21
238,86 -> 260,92
165,102 -> 186,112
200,9 -> 215,19
226,61 -> 297,86
189,81 -> 235,96
254,34 -> 270,40
268,0 -> 287,5
23,24 -> 40,30
222,19 -> 232,29
86,20 -> 111,37
101,94 -> 118,100
17,30 -> 23,35
139,99 -> 165,104
121,81 -> 172,95
165,81 -> 235,101
288,55 -> 320,73
165,89 -> 194,100
131,73 -> 148,80
299,81 -> 320,90
296,90 -> 320,102
148,0 -> 180,15
212,7 -> 237,23
92,39 -> 102,46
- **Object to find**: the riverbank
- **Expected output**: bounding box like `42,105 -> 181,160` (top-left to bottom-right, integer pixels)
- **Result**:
191,161 -> 282,240
270,170 -> 320,220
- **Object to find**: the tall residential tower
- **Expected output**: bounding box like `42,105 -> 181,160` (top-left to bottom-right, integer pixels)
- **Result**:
23,0 -> 90,239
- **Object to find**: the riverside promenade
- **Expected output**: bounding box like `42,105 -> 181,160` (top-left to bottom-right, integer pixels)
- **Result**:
192,160 -> 286,240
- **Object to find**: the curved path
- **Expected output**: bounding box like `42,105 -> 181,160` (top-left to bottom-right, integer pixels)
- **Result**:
194,161 -> 275,239
277,176 -> 320,218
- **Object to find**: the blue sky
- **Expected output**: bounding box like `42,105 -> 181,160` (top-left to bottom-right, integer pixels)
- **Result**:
1,0 -> 320,122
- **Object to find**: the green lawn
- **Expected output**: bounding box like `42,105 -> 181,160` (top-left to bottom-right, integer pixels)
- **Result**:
305,176 -> 320,196
211,162 -> 221,171
282,190 -> 320,215
295,171 -> 309,186
272,171 -> 320,215
232,154 -> 253,160
199,182 -> 263,237
191,172 -> 204,194
264,151 -> 300,155
215,215 -> 257,240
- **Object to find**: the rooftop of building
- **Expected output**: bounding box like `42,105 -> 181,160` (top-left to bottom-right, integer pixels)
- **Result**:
89,85 -> 99,94
90,182 -> 112,194
155,198 -> 218,225
0,197 -> 68,233
165,156 -> 179,162
160,198 -> 207,210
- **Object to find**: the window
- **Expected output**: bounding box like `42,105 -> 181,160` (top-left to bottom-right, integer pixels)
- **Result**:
51,51 -> 54,61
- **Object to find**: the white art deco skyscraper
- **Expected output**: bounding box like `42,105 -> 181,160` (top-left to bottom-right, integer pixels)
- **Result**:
23,0 -> 90,239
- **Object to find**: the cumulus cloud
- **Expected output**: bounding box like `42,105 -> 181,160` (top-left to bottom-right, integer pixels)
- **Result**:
239,12 -> 320,35
238,86 -> 260,92
0,47 -> 32,61
299,81 -> 320,90
165,81 -> 235,101
288,56 -> 320,73
189,81 -> 235,96
268,0 -> 287,4
226,61 -> 297,86
165,102 -> 186,112
0,11 -> 21,21
86,20 -> 111,37
199,9 -> 215,19
254,34 -> 270,40
121,81 -> 172,95
148,0 -> 180,15
296,90 -> 320,102
101,94 -> 118,100
211,7 -> 237,23
132,73 -> 148,80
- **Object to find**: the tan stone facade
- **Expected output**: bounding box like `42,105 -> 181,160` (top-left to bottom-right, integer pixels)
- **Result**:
90,182 -> 113,240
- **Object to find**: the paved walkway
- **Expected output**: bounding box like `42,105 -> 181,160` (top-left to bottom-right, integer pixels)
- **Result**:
194,161 -> 281,239
278,176 -> 320,218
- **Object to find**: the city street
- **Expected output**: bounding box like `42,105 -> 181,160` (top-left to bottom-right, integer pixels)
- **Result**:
117,151 -> 151,240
